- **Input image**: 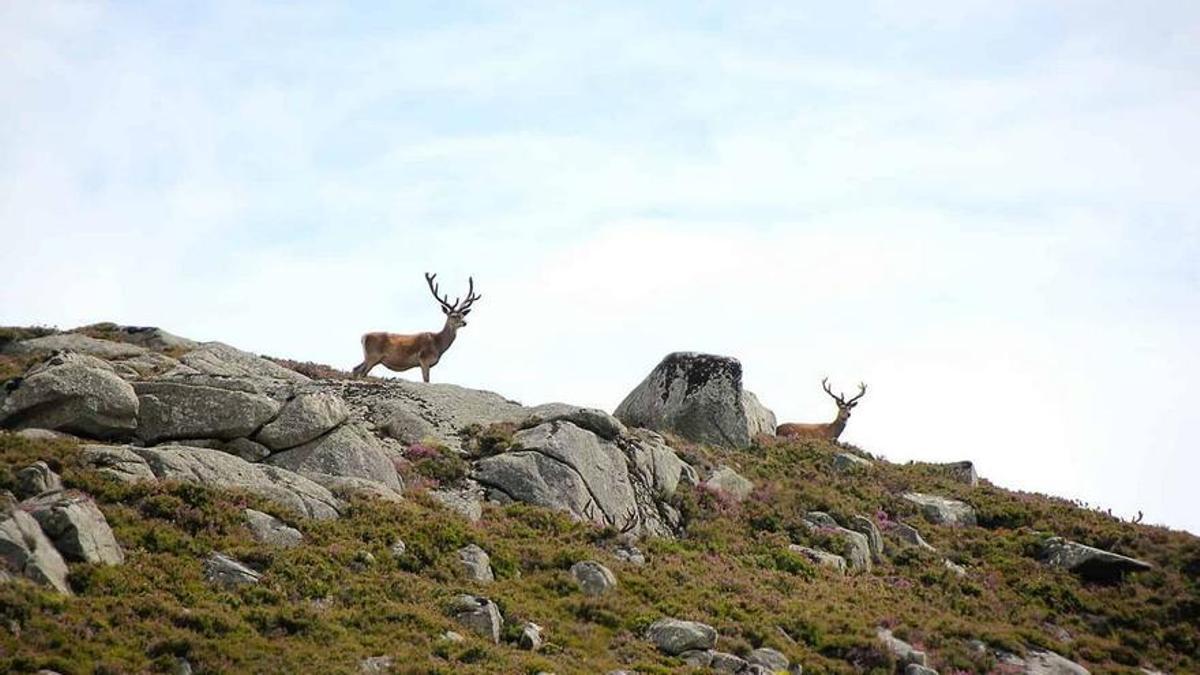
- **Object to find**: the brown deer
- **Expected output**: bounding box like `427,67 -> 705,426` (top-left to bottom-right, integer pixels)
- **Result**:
776,378 -> 867,441
351,273 -> 482,382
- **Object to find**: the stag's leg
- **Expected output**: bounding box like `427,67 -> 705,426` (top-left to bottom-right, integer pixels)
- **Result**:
420,363 -> 431,383
352,360 -> 377,377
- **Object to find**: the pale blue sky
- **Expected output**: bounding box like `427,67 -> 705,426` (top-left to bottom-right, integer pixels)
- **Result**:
2,2 -> 1198,533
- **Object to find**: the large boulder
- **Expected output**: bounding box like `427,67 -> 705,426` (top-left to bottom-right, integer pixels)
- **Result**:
255,391 -> 349,451
0,352 -> 138,439
134,381 -> 281,444
902,492 -> 976,527
472,421 -> 685,535
645,618 -> 718,655
23,491 -> 124,565
457,544 -> 494,583
0,495 -> 71,594
614,352 -> 774,448
1041,537 -> 1152,582
82,444 -> 341,519
995,648 -> 1090,674
265,423 -> 401,490
343,380 -> 527,451
848,514 -> 885,564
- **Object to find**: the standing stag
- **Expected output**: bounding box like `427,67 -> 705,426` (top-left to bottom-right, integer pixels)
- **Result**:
351,273 -> 482,382
775,378 -> 867,441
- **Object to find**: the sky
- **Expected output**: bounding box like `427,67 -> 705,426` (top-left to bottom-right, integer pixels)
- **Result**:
2,2 -> 1197,533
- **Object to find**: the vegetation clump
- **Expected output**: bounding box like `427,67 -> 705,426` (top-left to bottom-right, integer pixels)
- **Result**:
0,428 -> 1196,673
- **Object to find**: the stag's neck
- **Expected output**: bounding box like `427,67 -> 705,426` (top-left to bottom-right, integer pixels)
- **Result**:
827,412 -> 849,440
434,321 -> 458,354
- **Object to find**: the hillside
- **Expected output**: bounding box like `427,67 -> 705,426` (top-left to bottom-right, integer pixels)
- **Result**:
0,324 -> 1196,675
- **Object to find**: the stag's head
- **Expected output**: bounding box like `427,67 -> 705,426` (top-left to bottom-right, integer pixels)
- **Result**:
425,272 -> 482,329
822,377 -> 867,421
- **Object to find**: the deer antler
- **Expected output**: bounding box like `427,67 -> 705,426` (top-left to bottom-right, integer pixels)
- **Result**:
425,272 -> 458,313
458,276 -> 482,314
821,377 -> 844,404
846,382 -> 867,405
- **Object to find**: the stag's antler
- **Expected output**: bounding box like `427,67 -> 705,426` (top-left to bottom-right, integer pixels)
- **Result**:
458,276 -> 482,314
821,377 -> 843,404
846,382 -> 868,405
425,272 -> 482,314
425,272 -> 456,313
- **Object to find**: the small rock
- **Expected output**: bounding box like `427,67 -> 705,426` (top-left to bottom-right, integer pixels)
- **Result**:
518,621 -> 543,650
174,657 -> 194,675
429,484 -> 484,522
613,541 -> 646,565
358,655 -> 393,673
833,452 -> 872,472
877,628 -> 926,666
390,539 -> 407,557
938,460 -> 978,486
788,544 -> 846,573
23,491 -> 124,564
441,630 -> 465,642
905,665 -> 938,675
243,508 -> 304,548
457,544 -> 494,582
203,552 -> 261,589
645,617 -> 718,655
1042,537 -> 1152,582
891,521 -> 936,551
710,651 -> 750,673
943,559 -> 967,577
351,550 -> 376,571
14,461 -> 62,499
704,465 -> 754,501
747,647 -> 790,671
452,594 -> 503,643
570,560 -> 617,596
679,649 -> 714,667
902,492 -> 976,527
849,515 -> 885,563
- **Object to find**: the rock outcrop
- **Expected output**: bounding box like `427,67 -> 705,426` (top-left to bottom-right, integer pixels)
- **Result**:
614,352 -> 774,448
0,353 -> 138,439
1042,537 -> 1152,582
0,495 -> 72,594
452,595 -> 504,643
82,444 -> 341,520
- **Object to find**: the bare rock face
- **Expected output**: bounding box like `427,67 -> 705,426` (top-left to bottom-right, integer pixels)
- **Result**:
1042,537 -> 1152,582
0,352 -> 138,439
23,491 -> 124,565
2,334 -> 147,359
265,423 -> 401,490
472,420 -> 688,536
995,647 -> 1090,674
82,444 -> 341,520
614,352 -> 774,449
255,391 -> 349,451
134,381 -> 281,444
0,495 -> 71,594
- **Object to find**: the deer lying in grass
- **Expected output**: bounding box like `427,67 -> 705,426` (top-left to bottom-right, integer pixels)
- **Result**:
776,378 -> 867,441
351,273 -> 481,382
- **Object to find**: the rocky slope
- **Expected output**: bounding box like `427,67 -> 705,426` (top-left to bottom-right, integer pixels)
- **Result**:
0,324 -> 1196,674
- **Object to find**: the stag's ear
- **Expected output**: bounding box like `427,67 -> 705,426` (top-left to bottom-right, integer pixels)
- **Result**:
442,306 -> 450,315
462,309 -> 471,316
